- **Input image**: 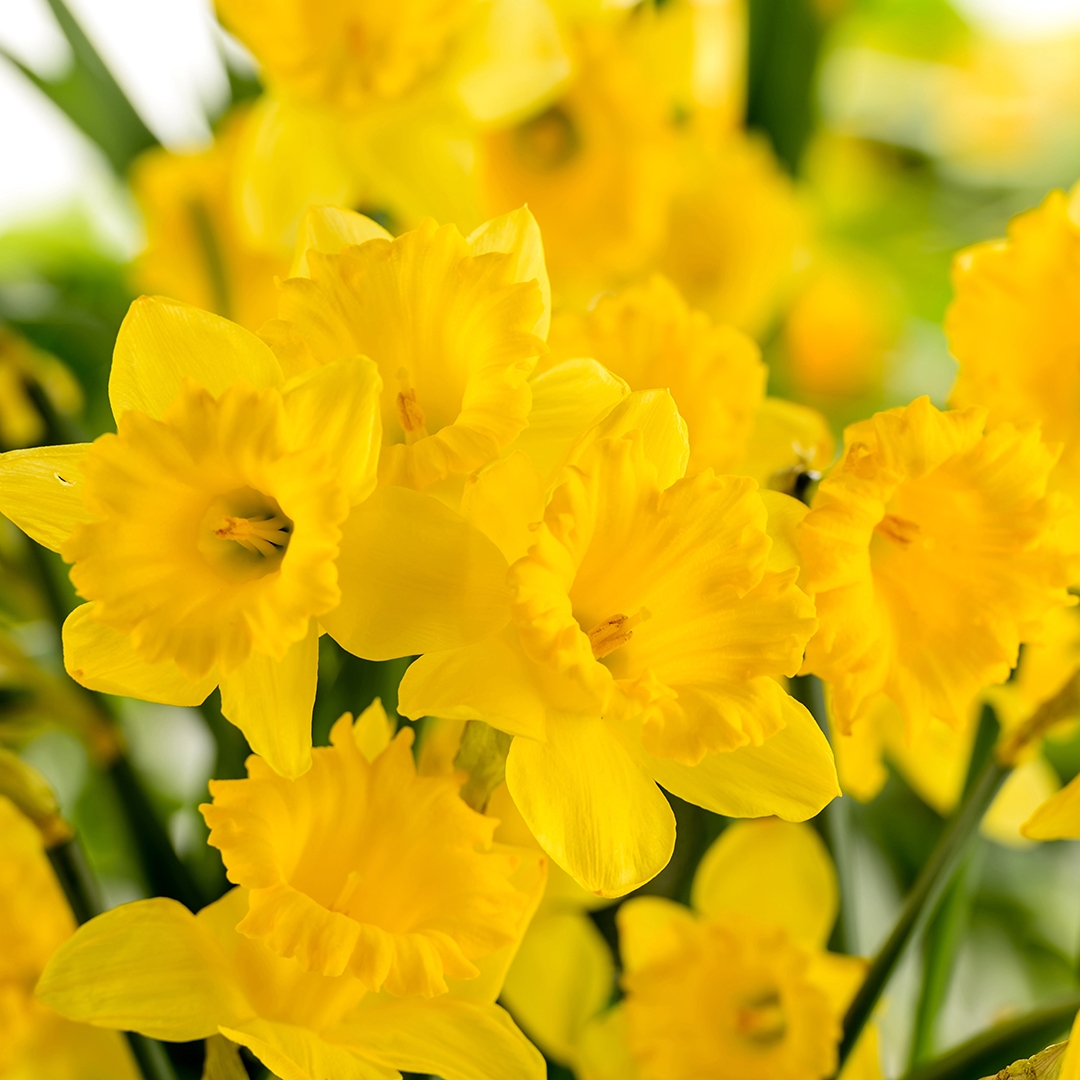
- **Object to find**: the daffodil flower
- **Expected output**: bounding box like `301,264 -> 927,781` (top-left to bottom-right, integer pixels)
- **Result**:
0,795 -> 140,1080
0,295 -> 510,779
400,395 -> 838,896
799,396 -> 1078,739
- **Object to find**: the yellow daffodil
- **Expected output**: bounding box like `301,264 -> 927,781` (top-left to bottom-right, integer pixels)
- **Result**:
400,396 -> 838,896
35,747 -> 548,1075
201,704 -> 540,996
130,110 -> 289,332
1024,772 -> 1080,841
799,396 -> 1077,737
0,795 -> 139,1080
546,273 -> 834,484
0,293 -> 510,778
0,329 -> 83,450
262,205 -> 549,492
947,183 -> 1080,502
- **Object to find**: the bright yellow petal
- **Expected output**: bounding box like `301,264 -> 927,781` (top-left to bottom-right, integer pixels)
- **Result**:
1060,1008 -> 1080,1080
291,206 -> 394,278
110,296 -> 282,421
616,896 -> 696,975
690,820 -> 838,949
505,714 -> 676,897
353,699 -> 395,763
760,489 -> 809,575
10,1011 -> 141,1080
323,486 -> 511,661
646,693 -> 840,820
329,998 -> 546,1080
506,360 -> 628,484
221,1019 -> 394,1080
0,444 -> 93,552
36,898 -> 252,1041
462,452 -> 546,566
740,396 -> 836,488
63,603 -> 217,706
500,912 -> 615,1063
218,621 -> 319,780
282,356 -> 382,506
398,631 -> 547,740
983,756 -> 1061,848
467,206 -> 552,339
1022,770 -> 1080,840
805,952 -> 868,1018
839,1024 -> 884,1080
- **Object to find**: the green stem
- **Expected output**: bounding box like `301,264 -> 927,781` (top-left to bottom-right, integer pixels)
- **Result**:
899,994 -> 1080,1080
832,747 -> 1010,1076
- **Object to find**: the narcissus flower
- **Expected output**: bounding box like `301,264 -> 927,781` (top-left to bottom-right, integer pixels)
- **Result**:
201,705 -> 538,996
0,329 -> 83,451
263,206 -> 549,491
0,795 -> 139,1080
401,399 -> 838,896
37,881 -> 547,1080
0,295 -> 510,778
799,396 -> 1077,737
947,184 -> 1080,501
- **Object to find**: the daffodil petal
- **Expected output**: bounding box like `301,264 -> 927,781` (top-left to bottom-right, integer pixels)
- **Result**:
323,487 -> 511,661
398,632 -> 547,740
218,622 -> 318,780
760,489 -> 809,575
330,998 -> 545,1080
282,356 -> 382,505
63,603 -> 217,706
36,898 -> 252,1041
615,896 -> 696,975
1022,771 -> 1080,840
690,820 -> 838,948
1060,1009 -> 1080,1080
221,1019 -> 395,1080
646,693 -> 840,821
353,699 -> 395,763
574,1006 -> 638,1080
110,296 -> 282,421
505,714 -> 676,897
507,360 -> 629,484
467,206 -> 552,339
291,206 -> 393,278
0,443 -> 94,552
500,912 -> 615,1063
805,952 -> 868,1018
462,452 -> 546,565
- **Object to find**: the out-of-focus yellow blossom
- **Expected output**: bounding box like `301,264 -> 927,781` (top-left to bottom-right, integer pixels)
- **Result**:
37,862 -> 547,1080
546,273 -> 834,484
0,329 -> 83,450
783,256 -> 902,404
799,396 -> 1077,738
130,110 -> 289,332
400,397 -> 838,896
262,205 -> 549,492
201,704 -> 541,997
947,183 -> 1080,502
0,795 -> 139,1080
1024,771 -> 1080,841
0,293 -> 511,778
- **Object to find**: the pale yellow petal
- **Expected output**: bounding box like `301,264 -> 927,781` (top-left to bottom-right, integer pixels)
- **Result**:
221,1019 -> 394,1080
0,444 -> 93,552
291,207 -> 393,278
983,756 -> 1061,848
282,356 -> 382,505
398,632 -> 547,741
352,699 -> 395,763
63,603 -> 217,706
329,998 -> 545,1080
616,896 -> 696,975
36,898 -> 252,1041
323,486 -> 511,661
1022,770 -> 1080,840
506,360 -> 628,484
467,206 -> 552,339
574,1006 -> 639,1080
690,820 -> 838,948
500,912 -> 614,1063
646,693 -> 840,820
218,621 -> 318,780
505,714 -> 676,897
741,396 -> 836,487
110,296 -> 282,421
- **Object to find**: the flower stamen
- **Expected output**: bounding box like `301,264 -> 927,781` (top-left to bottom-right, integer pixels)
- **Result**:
588,607 -> 651,660
876,513 -> 920,546
735,989 -> 787,1047
213,512 -> 292,557
395,367 -> 429,445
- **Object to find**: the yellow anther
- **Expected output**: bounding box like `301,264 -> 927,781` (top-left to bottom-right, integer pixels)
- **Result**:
587,608 -> 651,660
396,387 -> 429,444
214,513 -> 292,557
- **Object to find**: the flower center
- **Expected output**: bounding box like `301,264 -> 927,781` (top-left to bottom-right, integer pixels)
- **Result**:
395,368 -> 429,445
513,105 -> 581,171
587,607 -> 651,660
734,989 -> 787,1047
199,487 -> 293,581
875,513 -> 920,546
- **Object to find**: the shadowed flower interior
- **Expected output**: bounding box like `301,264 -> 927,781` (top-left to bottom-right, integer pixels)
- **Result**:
202,709 -> 535,996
